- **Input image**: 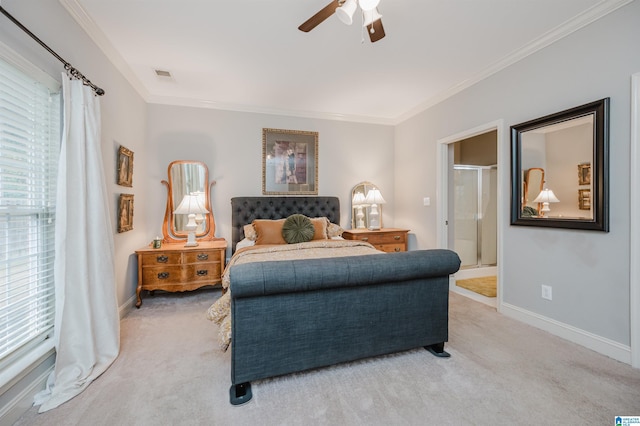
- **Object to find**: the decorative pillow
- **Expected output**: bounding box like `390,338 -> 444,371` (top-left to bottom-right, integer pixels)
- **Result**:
282,214 -> 315,244
310,217 -> 329,240
243,224 -> 257,241
327,222 -> 344,238
253,219 -> 287,245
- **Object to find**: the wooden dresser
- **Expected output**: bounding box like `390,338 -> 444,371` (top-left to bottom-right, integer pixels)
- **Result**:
342,228 -> 409,253
135,239 -> 226,307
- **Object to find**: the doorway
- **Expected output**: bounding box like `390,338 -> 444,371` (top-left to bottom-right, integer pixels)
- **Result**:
437,121 -> 503,309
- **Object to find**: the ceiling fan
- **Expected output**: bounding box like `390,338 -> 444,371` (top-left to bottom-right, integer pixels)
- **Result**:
298,0 -> 386,43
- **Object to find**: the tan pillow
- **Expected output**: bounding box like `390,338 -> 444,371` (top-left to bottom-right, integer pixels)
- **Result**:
243,224 -> 257,241
327,222 -> 344,238
253,219 -> 287,245
310,217 -> 329,240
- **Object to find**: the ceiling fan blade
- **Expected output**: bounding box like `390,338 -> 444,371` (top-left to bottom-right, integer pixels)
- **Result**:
298,0 -> 341,32
367,18 -> 386,42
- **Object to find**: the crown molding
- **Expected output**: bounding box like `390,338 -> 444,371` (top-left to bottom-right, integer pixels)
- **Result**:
59,0 -> 149,100
146,95 -> 396,125
394,0 -> 635,124
60,0 -> 632,125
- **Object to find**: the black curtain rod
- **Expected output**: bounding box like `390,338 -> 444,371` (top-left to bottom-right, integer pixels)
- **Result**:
0,5 -> 105,96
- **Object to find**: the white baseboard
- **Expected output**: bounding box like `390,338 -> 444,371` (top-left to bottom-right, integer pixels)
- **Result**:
501,302 -> 631,365
119,294 -> 137,319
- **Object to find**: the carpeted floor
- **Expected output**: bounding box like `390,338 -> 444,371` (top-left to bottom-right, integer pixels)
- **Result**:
456,276 -> 497,297
13,288 -> 640,426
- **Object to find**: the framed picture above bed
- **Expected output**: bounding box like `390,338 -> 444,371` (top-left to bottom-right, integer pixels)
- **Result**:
262,128 -> 318,195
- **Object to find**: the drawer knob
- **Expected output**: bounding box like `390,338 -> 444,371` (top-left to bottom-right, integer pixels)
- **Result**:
394,247 -> 401,252
157,272 -> 169,279
196,270 -> 208,276
361,237 -> 369,242
197,253 -> 209,261
394,235 -> 400,240
156,255 -> 168,263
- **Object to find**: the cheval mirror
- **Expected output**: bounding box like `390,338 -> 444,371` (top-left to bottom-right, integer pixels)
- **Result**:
162,160 -> 217,243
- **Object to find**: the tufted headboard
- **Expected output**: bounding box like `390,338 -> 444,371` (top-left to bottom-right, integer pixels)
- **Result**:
230,196 -> 340,253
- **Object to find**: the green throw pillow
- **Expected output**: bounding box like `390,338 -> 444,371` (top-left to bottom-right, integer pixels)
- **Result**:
282,214 -> 315,244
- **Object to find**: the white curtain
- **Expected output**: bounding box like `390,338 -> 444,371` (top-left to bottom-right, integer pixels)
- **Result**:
34,76 -> 120,412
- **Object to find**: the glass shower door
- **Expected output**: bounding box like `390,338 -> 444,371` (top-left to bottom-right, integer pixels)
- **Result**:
453,166 -> 497,268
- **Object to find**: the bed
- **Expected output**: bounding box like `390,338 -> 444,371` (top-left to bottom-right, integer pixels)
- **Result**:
208,196 -> 461,405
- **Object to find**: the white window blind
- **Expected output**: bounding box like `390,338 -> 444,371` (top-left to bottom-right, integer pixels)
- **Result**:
0,54 -> 60,366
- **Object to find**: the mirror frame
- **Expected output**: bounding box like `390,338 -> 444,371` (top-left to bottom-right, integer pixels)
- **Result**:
510,98 -> 609,231
161,160 -> 217,243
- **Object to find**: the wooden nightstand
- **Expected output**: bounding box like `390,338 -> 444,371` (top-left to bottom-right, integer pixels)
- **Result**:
135,239 -> 227,307
342,228 -> 409,253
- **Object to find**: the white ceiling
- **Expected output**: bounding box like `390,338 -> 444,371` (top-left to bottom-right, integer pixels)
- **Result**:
63,0 -> 625,124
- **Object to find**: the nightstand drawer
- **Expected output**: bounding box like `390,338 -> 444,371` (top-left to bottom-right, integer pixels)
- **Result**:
140,252 -> 181,265
184,263 -> 222,282
342,228 -> 409,253
373,243 -> 405,253
184,251 -> 217,263
361,232 -> 406,245
142,265 -> 183,285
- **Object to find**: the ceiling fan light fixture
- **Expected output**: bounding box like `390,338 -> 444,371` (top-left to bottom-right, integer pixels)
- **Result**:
336,0 -> 357,25
362,8 -> 382,27
358,0 -> 380,11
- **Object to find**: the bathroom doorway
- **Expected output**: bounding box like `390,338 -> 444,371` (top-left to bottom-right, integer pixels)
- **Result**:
438,124 -> 502,308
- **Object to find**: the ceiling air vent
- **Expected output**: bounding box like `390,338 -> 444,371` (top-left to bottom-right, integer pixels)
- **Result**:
154,69 -> 172,78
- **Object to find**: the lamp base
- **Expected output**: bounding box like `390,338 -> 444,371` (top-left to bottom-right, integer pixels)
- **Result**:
184,230 -> 198,247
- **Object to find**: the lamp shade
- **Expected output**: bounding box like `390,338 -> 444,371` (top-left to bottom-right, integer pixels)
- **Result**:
364,188 -> 386,205
352,192 -> 366,206
358,0 -> 381,11
533,188 -> 559,204
335,0 -> 357,25
174,194 -> 209,215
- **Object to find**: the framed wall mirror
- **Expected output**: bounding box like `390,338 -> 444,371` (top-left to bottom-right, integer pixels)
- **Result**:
511,98 -> 609,231
161,160 -> 217,243
351,181 -> 385,230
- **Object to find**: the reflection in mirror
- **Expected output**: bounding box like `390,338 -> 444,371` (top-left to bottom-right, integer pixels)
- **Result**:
171,163 -> 207,234
523,167 -> 544,216
511,98 -> 609,231
162,160 -> 216,243
351,182 -> 383,230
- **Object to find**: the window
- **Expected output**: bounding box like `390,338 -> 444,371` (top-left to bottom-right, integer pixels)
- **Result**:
0,50 -> 60,368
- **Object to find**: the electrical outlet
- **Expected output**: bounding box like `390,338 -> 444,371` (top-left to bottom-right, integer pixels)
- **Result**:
541,285 -> 552,301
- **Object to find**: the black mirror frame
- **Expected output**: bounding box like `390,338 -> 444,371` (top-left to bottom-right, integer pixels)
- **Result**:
510,98 -> 610,232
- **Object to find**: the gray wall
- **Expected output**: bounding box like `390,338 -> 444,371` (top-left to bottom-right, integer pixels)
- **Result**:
144,105 -> 395,260
395,0 -> 640,347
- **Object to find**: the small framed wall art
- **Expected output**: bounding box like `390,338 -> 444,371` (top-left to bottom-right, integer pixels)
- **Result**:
262,128 -> 318,195
117,145 -> 134,187
118,194 -> 134,233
